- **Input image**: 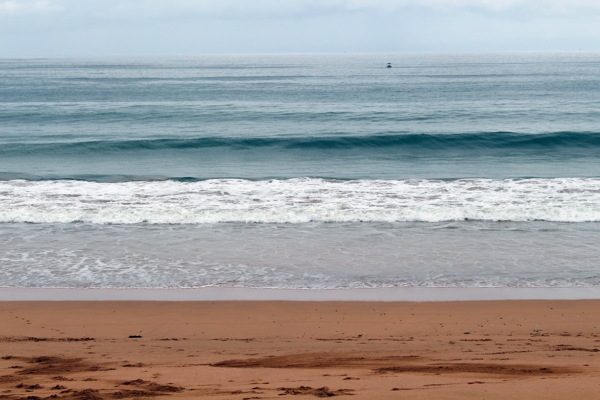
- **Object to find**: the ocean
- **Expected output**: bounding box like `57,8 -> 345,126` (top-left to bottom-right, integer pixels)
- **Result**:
1,52 -> 600,291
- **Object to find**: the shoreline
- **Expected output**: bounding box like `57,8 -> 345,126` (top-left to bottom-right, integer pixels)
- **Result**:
2,286 -> 600,301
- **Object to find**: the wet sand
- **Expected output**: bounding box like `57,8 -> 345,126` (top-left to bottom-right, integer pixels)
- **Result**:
1,300 -> 600,399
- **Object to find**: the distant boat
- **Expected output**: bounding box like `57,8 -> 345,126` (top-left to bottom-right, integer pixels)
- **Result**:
386,63 -> 392,68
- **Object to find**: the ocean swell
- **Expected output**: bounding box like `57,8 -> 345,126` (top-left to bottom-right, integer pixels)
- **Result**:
2,131 -> 600,156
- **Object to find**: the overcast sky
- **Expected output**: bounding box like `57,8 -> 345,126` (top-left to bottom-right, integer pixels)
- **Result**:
1,0 -> 600,56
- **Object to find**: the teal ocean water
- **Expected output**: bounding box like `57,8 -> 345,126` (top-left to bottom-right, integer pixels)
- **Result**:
1,52 -> 600,289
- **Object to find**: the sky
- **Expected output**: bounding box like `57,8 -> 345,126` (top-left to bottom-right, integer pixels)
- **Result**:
1,0 -> 600,56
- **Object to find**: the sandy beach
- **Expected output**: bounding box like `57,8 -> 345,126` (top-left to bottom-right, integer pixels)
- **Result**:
1,300 -> 600,399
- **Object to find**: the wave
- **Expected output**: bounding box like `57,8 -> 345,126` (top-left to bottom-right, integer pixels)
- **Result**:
2,131 -> 600,157
1,177 -> 599,224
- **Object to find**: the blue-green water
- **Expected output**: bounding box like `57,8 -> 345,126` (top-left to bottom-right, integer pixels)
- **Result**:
1,52 -> 600,289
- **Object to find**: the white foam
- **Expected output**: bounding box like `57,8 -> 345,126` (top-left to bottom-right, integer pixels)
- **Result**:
2,219 -> 600,289
1,178 -> 599,224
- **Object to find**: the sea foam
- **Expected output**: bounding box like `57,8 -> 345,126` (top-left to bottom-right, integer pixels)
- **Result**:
1,177 -> 599,224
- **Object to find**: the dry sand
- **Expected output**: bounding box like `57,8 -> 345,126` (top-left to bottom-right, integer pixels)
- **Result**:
1,300 -> 600,399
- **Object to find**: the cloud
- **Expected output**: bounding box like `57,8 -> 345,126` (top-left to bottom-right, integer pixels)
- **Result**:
0,0 -> 60,15
1,0 -> 599,55
3,0 -> 600,20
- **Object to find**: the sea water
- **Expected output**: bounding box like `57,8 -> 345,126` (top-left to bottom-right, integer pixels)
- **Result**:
1,52 -> 599,290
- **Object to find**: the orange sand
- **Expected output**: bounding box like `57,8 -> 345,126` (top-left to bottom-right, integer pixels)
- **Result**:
1,300 -> 600,399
